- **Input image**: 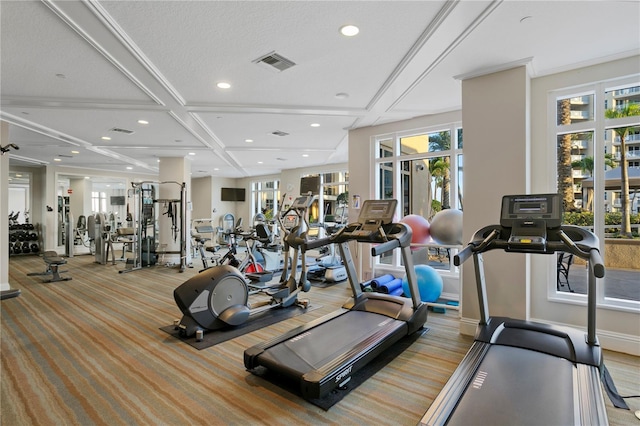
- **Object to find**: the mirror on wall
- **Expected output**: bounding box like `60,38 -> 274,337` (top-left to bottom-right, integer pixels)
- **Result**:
8,171 -> 31,226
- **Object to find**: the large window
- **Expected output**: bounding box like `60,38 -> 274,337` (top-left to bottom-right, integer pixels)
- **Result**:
91,191 -> 107,213
301,171 -> 349,226
374,124 -> 463,274
552,77 -> 640,309
250,179 -> 279,224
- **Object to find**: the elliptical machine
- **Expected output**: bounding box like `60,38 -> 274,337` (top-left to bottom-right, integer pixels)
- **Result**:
173,194 -> 316,338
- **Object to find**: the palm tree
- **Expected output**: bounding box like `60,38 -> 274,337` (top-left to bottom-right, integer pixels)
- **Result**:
557,98 -> 576,211
428,132 -> 451,209
428,157 -> 449,218
605,103 -> 640,237
572,154 -> 616,210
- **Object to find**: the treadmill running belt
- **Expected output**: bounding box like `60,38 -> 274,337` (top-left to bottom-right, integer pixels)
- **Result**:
259,310 -> 405,375
448,345 -> 574,426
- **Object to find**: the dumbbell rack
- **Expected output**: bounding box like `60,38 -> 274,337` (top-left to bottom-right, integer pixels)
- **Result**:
9,223 -> 41,256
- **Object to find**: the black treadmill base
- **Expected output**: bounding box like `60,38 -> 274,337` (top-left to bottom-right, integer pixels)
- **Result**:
247,328 -> 428,410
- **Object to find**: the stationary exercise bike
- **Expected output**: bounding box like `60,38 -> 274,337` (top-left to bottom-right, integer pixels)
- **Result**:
173,194 -> 316,338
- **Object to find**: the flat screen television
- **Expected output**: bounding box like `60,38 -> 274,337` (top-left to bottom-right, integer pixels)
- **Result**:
110,196 -> 126,206
300,175 -> 320,195
221,187 -> 246,202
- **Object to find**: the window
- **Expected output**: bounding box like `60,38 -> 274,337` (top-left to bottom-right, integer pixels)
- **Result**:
374,124 -> 463,274
91,191 -> 107,213
552,78 -> 640,309
251,180 -> 279,224
301,171 -> 349,226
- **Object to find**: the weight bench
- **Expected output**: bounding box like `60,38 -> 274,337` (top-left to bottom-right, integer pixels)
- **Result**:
27,251 -> 71,283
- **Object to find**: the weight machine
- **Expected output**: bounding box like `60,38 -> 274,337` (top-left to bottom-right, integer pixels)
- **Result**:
120,181 -> 187,273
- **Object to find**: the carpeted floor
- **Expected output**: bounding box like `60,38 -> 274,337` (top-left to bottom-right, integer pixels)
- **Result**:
2,253 -> 639,425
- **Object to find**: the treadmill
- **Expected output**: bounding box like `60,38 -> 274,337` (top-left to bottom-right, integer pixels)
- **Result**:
244,199 -> 429,400
420,193 -> 613,426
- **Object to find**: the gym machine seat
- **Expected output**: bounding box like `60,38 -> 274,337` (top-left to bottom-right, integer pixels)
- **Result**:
27,251 -> 71,283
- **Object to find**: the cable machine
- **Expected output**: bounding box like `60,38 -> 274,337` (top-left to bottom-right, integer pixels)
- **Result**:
120,181 -> 187,273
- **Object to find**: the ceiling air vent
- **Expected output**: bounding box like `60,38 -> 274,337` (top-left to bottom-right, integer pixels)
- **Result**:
109,127 -> 135,135
271,130 -> 289,137
253,51 -> 296,72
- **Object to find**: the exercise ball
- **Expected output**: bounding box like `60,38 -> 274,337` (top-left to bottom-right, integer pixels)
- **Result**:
429,209 -> 463,246
400,214 -> 431,245
402,264 -> 443,303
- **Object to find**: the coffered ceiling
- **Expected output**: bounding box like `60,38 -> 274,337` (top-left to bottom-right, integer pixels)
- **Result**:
2,0 -> 639,178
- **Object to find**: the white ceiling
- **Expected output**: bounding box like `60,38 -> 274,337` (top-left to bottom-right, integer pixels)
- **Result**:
2,0 -> 639,179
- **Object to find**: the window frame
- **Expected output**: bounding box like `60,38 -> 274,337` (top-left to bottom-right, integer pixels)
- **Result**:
373,122 -> 463,278
548,75 -> 640,312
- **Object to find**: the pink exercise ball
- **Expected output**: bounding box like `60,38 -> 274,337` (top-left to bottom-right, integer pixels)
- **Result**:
400,214 -> 431,245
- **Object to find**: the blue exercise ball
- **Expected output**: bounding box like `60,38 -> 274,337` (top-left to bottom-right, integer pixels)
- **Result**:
402,264 -> 443,303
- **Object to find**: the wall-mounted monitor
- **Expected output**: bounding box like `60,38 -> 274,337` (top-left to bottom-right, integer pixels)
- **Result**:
110,196 -> 126,206
221,187 -> 246,202
300,175 -> 320,195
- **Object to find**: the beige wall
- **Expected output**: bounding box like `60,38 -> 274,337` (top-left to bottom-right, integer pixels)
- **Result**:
459,65 -> 530,324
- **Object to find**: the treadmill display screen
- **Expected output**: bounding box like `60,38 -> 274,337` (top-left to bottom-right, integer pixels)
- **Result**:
291,195 -> 314,209
500,194 -> 562,228
358,199 -> 397,224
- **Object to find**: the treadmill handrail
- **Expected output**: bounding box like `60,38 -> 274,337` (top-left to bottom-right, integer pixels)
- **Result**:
301,222 -> 412,252
371,237 -> 401,256
456,225 -> 603,270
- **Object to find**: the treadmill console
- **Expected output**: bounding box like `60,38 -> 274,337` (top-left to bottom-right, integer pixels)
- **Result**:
290,194 -> 315,210
500,194 -> 562,252
340,199 -> 398,241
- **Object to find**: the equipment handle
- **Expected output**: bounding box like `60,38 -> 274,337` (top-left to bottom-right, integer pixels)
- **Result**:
454,245 -> 473,266
454,228 -> 500,266
303,236 -> 332,251
371,238 -> 399,256
589,249 -> 605,278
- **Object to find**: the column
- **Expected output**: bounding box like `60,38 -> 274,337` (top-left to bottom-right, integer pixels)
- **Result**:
459,64 -> 531,330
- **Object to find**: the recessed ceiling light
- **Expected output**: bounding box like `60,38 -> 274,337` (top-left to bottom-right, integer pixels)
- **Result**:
257,161 -> 263,164
335,92 -> 349,99
245,139 -> 254,143
214,168 -> 219,171
188,152 -> 195,156
302,154 -> 309,158
175,139 -> 183,143
310,123 -> 320,127
217,82 -> 231,89
71,150 -> 79,154
157,159 -> 160,163
55,73 -> 66,79
126,167 -> 133,170
137,119 -> 149,125
54,158 -> 61,162
340,25 -> 359,37
16,174 -> 22,178
85,176 -> 90,179
101,136 -> 111,141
